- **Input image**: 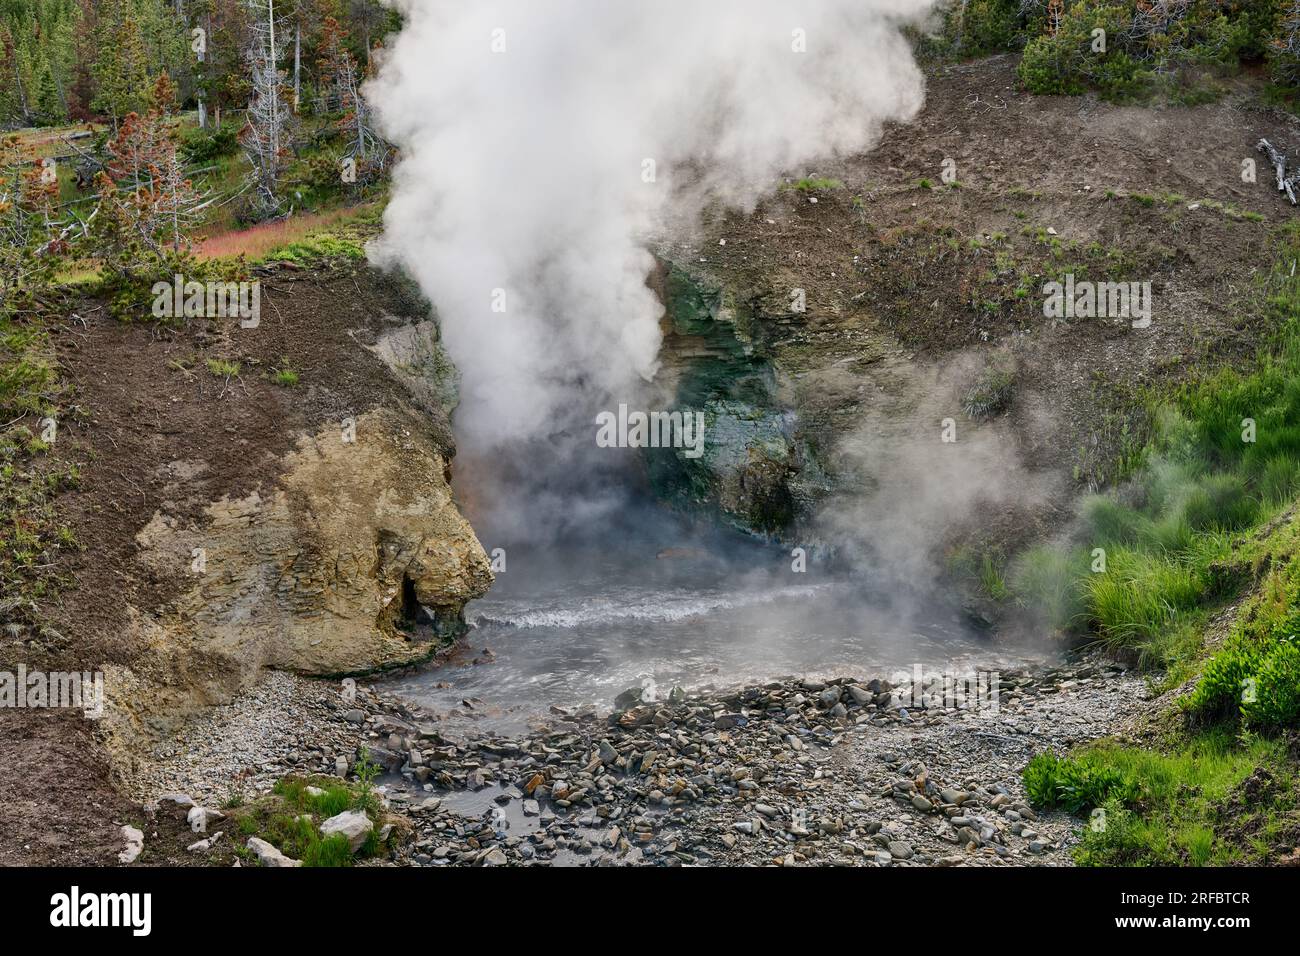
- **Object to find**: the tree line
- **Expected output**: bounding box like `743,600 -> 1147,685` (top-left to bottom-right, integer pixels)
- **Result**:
0,0 -> 396,129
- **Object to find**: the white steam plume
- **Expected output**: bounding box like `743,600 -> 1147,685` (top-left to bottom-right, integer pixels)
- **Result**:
367,0 -> 935,449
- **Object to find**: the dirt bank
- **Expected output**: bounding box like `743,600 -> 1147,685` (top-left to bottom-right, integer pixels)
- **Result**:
0,259 -> 490,865
656,55 -> 1300,553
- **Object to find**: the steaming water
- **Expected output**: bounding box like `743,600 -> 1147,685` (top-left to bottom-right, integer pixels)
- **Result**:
377,497 -> 1051,737
366,0 -> 973,739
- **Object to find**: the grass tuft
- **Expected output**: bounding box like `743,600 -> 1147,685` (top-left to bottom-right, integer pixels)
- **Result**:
205,359 -> 241,378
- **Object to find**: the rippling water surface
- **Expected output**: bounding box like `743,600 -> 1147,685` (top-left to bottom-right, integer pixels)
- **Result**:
378,499 -> 1051,735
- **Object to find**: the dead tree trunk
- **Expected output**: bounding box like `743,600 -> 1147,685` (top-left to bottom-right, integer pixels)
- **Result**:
243,0 -> 293,215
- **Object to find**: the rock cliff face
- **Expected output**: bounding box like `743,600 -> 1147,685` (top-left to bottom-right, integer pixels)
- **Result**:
103,406 -> 492,762
136,408 -> 489,668
647,265 -> 822,537
34,263 -> 494,777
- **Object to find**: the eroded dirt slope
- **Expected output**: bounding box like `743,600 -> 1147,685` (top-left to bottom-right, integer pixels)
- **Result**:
660,56 -> 1299,549
0,260 -> 489,864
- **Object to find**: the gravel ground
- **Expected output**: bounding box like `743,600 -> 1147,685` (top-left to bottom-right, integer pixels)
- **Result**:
128,653 -> 1151,867
124,671 -> 360,805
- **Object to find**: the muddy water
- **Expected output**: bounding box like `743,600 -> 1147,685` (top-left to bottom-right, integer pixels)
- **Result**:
377,502 -> 1052,736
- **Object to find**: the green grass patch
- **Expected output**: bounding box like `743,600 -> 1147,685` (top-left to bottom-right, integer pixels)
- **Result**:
978,553 -> 1010,602
1026,733 -> 1290,866
271,367 -> 299,388
205,359 -> 241,379
786,176 -> 843,193
224,766 -> 396,868
263,233 -> 367,265
1006,223 -> 1300,672
1016,222 -> 1300,867
1024,748 -> 1141,815
961,366 -> 1016,419
1187,521 -> 1300,731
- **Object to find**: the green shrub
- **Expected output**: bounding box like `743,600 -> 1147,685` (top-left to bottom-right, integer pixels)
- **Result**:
1189,635 -> 1263,716
352,750 -> 383,816
1268,2 -> 1300,85
1090,50 -> 1151,100
935,0 -> 1293,102
181,122 -> 239,165
1024,751 -> 1141,814
953,0 -> 1023,56
1241,638 -> 1300,729
1017,0 -> 1153,100
1074,798 -> 1148,865
1018,30 -> 1088,96
1008,0 -> 1275,100
1181,473 -> 1258,532
301,151 -> 350,202
1023,751 -> 1064,807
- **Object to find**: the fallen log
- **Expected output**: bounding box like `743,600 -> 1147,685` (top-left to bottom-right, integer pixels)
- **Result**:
1258,138 -> 1288,191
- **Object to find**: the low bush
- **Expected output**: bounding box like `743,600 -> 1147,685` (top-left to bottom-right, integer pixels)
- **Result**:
934,0 -> 1293,101
1189,634 -> 1264,717
1024,750 -> 1141,814
1242,638 -> 1300,728
181,122 -> 240,165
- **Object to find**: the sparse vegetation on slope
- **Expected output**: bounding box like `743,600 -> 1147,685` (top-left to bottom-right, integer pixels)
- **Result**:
1020,224 -> 1300,865
929,0 -> 1293,103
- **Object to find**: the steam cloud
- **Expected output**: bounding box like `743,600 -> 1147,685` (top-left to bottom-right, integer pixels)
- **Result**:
817,360 -> 1058,590
367,0 -> 936,451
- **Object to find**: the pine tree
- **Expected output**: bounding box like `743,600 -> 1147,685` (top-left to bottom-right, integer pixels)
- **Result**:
0,132 -> 64,302
317,13 -> 384,180
8,26 -> 34,124
69,0 -> 98,119
108,110 -> 171,190
103,99 -> 205,253
0,24 -> 20,124
150,70 -> 178,114
134,0 -> 189,97
32,49 -> 62,123
40,0 -> 79,121
203,0 -> 253,124
92,0 -> 152,127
